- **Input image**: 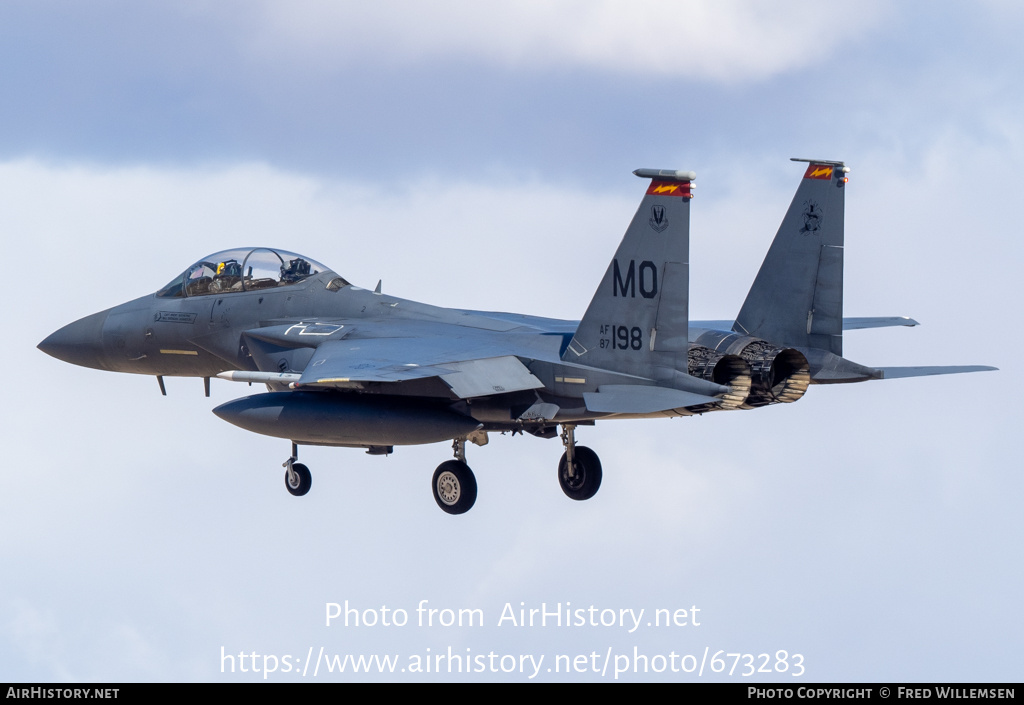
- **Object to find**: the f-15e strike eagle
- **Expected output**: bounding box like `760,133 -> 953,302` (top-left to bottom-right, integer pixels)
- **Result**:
39,159 -> 995,514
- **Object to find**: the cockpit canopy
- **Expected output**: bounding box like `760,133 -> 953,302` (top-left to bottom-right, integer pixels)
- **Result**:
157,248 -> 331,298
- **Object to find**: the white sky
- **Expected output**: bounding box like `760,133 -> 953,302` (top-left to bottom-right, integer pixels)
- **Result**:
1,1 -> 1021,682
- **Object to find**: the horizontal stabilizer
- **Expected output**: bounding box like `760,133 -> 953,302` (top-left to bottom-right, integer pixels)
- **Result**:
843,317 -> 920,330
584,384 -> 720,414
693,316 -> 921,332
877,365 -> 997,379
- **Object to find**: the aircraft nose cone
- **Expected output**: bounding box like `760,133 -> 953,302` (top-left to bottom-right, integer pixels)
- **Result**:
38,310 -> 110,370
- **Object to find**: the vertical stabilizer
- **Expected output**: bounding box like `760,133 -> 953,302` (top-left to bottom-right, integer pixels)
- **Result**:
734,159 -> 847,355
564,169 -> 693,376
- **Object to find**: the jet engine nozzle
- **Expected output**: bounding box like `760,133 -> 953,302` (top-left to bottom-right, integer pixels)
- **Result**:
686,347 -> 752,410
740,343 -> 810,407
691,330 -> 811,408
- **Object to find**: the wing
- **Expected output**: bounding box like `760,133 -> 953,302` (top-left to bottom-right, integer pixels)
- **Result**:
226,321 -> 730,415
297,337 -> 545,398
236,322 -> 546,399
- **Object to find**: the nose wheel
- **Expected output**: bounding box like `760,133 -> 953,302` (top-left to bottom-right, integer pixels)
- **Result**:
283,443 -> 312,497
285,462 -> 312,496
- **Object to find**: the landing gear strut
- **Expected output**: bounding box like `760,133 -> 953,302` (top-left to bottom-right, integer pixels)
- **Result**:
283,442 -> 312,497
431,439 -> 477,515
557,424 -> 602,501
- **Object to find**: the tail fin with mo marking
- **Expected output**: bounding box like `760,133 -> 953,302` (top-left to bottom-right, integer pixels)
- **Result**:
564,169 -> 694,377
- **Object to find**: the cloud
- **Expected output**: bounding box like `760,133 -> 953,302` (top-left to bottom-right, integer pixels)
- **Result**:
237,0 -> 890,81
2,159 -> 637,323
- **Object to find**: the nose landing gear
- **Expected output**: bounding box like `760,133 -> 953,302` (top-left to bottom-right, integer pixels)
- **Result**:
283,442 -> 312,497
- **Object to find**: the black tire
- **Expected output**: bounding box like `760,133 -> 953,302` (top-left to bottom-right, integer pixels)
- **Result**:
431,460 -> 477,515
285,463 -> 312,497
558,446 -> 602,501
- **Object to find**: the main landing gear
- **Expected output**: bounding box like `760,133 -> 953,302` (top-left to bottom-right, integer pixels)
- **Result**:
557,424 -> 602,501
428,427 -> 603,514
278,427 -> 603,514
431,439 -> 478,515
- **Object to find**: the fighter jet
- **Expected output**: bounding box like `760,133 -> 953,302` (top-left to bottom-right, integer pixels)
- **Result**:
38,159 -> 995,514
